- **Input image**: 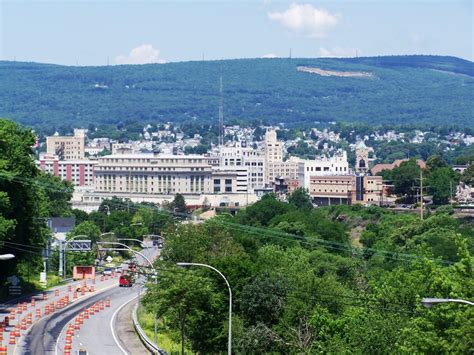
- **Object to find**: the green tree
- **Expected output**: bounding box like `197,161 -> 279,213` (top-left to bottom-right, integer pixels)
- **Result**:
0,119 -> 50,290
427,167 -> 458,205
384,159 -> 421,202
288,188 -> 313,210
36,173 -> 73,217
461,163 -> 474,185
142,269 -> 225,353
170,193 -> 187,214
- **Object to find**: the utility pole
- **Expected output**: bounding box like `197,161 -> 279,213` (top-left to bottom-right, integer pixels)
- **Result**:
420,170 -> 424,221
59,241 -> 64,277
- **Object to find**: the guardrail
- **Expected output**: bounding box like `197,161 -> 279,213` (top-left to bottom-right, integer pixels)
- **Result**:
132,303 -> 165,355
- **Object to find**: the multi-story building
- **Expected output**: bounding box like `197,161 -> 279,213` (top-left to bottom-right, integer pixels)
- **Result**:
264,129 -> 349,187
93,154 -> 213,195
37,154 -> 97,187
46,129 -> 86,160
309,175 -> 384,206
218,143 -> 265,191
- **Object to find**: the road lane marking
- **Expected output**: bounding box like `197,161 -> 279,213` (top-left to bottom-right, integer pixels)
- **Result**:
53,282 -> 118,355
110,293 -> 140,355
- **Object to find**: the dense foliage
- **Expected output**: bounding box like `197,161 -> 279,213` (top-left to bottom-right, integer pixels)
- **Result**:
142,193 -> 474,353
1,55 -> 472,135
0,119 -> 73,294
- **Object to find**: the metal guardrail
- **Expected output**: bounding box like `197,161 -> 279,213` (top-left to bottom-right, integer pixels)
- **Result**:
132,302 -> 166,355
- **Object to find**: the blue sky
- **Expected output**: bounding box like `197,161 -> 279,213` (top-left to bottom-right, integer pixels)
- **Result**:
1,0 -> 472,65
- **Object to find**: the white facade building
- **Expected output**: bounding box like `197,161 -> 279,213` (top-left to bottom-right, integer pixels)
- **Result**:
264,129 -> 349,188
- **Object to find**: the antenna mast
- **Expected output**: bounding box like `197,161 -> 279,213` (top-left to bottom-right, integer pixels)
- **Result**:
219,76 -> 224,147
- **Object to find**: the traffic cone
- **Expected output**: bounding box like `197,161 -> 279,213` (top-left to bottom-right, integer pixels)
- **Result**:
89,307 -> 95,316
99,302 -> 104,311
0,331 -> 3,342
14,325 -> 20,337
73,291 -> 78,300
9,332 -> 16,345
65,295 -> 70,304
16,304 -> 22,314
23,303 -> 27,311
90,285 -> 95,292
64,334 -> 72,352
94,303 -> 100,313
78,313 -> 83,325
83,309 -> 89,320
105,298 -> 111,307
31,298 -> 36,307
54,289 -> 59,297
0,343 -> 6,355
27,313 -> 32,325
43,292 -> 48,301
9,309 -> 15,321
36,308 -> 41,318
20,318 -> 27,331
67,324 -> 74,336
74,317 -> 81,330
68,285 -> 72,292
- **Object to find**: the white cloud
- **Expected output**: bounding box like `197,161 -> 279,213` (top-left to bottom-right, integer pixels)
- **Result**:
115,44 -> 166,65
318,46 -> 360,58
261,53 -> 278,58
268,3 -> 339,38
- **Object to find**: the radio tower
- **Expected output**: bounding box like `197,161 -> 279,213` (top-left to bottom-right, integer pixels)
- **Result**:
218,75 -> 224,147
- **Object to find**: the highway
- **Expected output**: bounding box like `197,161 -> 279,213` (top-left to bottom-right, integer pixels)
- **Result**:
15,242 -> 159,355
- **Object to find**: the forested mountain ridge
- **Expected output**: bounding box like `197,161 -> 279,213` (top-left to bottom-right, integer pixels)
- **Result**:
0,55 -> 472,132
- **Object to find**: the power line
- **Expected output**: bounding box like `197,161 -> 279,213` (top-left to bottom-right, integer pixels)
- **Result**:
0,172 -> 458,265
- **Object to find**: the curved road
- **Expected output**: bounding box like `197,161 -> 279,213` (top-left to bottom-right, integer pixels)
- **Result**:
18,243 -> 159,355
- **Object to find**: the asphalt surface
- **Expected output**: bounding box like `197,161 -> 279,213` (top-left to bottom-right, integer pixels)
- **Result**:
115,297 -> 151,355
15,243 -> 160,355
58,285 -> 142,355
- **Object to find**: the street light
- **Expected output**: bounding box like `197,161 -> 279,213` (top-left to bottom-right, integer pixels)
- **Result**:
97,241 -> 156,274
177,262 -> 232,355
0,254 -> 15,260
421,297 -> 474,308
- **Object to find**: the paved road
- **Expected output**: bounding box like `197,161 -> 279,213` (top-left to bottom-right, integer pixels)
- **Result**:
61,243 -> 160,355
11,243 -> 159,355
58,285 -> 142,355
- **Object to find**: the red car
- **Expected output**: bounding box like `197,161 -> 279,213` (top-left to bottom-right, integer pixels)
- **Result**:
119,274 -> 133,287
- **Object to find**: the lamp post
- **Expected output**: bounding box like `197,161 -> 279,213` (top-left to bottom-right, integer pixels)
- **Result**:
421,297 -> 474,307
177,262 -> 232,355
0,254 -> 15,261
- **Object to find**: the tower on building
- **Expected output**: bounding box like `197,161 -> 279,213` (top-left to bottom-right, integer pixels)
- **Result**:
355,141 -> 369,174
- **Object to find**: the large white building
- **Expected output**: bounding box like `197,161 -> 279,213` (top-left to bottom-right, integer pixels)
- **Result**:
218,142 -> 265,191
264,128 -> 349,188
93,154 -> 213,195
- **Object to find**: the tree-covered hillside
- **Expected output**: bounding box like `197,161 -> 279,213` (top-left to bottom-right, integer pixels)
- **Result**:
0,55 -> 472,131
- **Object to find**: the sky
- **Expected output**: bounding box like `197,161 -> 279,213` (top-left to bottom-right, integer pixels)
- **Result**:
0,0 -> 472,66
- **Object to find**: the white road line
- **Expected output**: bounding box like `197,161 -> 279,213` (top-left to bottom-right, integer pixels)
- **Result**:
54,282 -> 117,355
110,293 -> 140,355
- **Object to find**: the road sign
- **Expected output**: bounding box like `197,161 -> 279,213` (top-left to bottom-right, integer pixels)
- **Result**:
9,286 -> 21,295
106,256 -> 113,263
7,275 -> 20,286
67,240 -> 91,251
